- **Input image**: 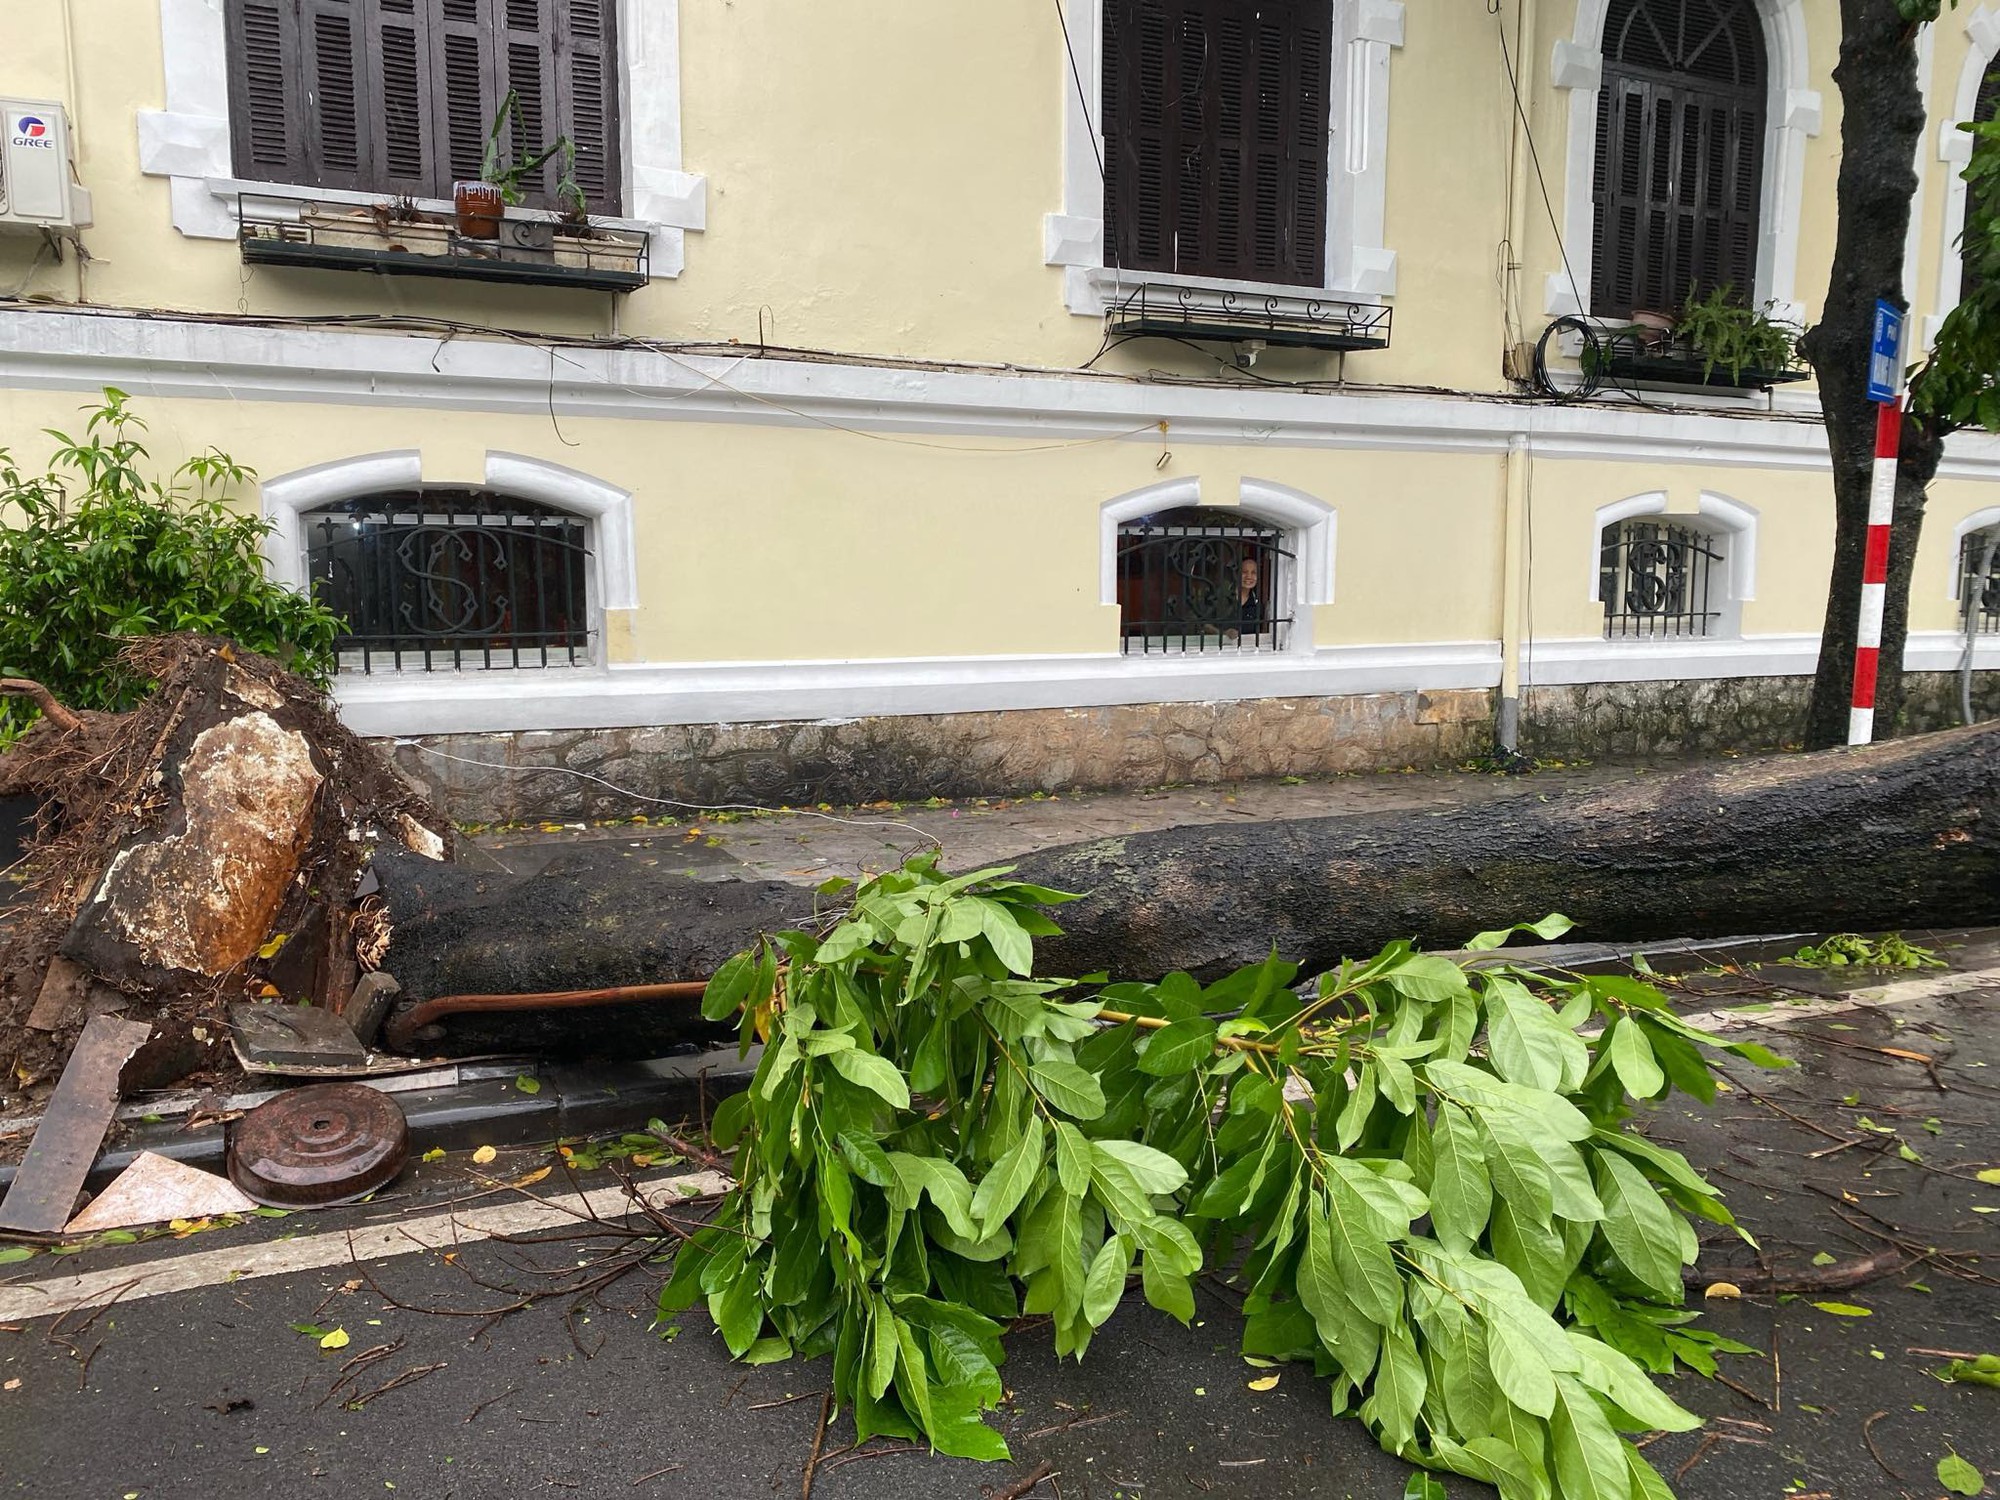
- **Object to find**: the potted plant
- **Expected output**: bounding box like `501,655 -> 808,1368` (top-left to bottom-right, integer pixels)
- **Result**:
1670,285 -> 1801,385
454,90 -> 574,240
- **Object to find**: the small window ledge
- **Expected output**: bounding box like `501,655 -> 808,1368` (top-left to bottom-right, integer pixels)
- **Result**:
238,195 -> 650,293
1105,280 -> 1391,353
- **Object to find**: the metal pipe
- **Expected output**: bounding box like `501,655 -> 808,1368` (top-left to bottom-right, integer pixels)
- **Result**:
382,980 -> 712,1053
1497,434 -> 1531,752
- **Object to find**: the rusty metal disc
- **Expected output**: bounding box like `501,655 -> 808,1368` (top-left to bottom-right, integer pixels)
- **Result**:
227,1083 -> 410,1208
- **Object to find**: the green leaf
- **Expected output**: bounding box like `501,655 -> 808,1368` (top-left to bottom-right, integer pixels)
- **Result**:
1029,1059 -> 1106,1120
1299,1206 -> 1383,1385
1938,1453 -> 1986,1497
1136,1017 -> 1218,1075
1809,1300 -> 1873,1317
1607,1018 -> 1666,1099
836,1130 -> 897,1188
1316,1182 -> 1402,1326
1549,1375 -> 1631,1500
1082,1234 -> 1129,1327
827,1049 -> 911,1110
1592,1151 -> 1684,1299
1480,1111 -> 1555,1227
970,1116 -> 1045,1237
979,901 -> 1033,976
0,1246 -> 35,1265
1428,1103 -> 1492,1249
1088,1138 -> 1188,1195
1361,1318 -> 1426,1452
1402,1475 -> 1448,1500
1140,1257 -> 1194,1324
1485,978 -> 1588,1092
701,952 -> 757,1020
1485,1317 -> 1557,1418
1053,1121 -> 1092,1195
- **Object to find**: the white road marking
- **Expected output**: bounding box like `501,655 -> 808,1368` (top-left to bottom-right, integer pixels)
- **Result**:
0,1169 -> 730,1324
1673,963 -> 2000,1037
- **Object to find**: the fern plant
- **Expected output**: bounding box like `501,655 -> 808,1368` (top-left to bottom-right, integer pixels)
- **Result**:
1673,287 -> 1800,384
665,858 -> 1777,1498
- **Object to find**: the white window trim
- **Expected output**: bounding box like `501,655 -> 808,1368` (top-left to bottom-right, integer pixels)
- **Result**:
1950,504 -> 2000,600
1046,0 -> 1405,316
1099,475 -> 1336,654
135,0 -> 705,276
1589,490 -> 1756,636
1546,0 -> 1820,324
259,448 -> 635,670
1928,7 -> 2000,345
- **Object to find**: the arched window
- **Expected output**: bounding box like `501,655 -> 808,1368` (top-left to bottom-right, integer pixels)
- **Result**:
1960,524 -> 2000,635
1599,516 -> 1728,638
305,489 -> 593,671
1964,65 -> 2000,301
1116,506 -> 1293,653
1592,0 -> 1767,318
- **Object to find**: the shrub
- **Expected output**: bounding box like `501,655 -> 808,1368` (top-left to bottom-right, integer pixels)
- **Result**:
0,389 -> 340,743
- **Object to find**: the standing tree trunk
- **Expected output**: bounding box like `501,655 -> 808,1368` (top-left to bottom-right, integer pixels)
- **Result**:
1801,0 -> 1947,748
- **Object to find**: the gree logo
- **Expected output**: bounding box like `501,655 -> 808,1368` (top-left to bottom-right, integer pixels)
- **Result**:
12,116 -> 54,148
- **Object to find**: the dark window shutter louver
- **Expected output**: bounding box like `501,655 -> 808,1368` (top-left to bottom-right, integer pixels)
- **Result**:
1965,64 -> 2000,299
1103,0 -> 1332,287
225,0 -> 620,213
1591,0 -> 1765,318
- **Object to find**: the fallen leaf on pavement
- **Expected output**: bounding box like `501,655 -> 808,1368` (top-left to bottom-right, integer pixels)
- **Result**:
319,1327 -> 350,1350
1811,1301 -> 1872,1317
472,1145 -> 498,1165
1704,1282 -> 1742,1300
1246,1374 -> 1280,1391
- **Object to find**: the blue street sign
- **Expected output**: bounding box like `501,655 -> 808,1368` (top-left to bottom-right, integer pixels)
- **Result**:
1868,300 -> 1905,404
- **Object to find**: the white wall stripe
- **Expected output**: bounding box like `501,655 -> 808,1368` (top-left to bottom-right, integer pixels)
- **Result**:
8,308 -> 2000,477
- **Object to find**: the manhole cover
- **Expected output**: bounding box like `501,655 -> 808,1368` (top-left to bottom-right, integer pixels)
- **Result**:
227,1083 -> 410,1208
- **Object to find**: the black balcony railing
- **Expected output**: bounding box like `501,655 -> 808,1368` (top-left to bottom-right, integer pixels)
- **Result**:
1106,283 -> 1392,352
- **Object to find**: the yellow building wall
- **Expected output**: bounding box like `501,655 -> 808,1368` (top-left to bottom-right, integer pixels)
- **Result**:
2,0 -> 1980,388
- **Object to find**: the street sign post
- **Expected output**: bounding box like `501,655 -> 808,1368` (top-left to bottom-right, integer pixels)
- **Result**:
1850,299 -> 1906,746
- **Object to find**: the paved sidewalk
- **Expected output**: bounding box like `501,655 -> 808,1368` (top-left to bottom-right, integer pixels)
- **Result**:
468,759 -> 1643,884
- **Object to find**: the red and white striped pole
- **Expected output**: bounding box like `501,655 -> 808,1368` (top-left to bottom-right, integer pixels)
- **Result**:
1847,395 -> 1902,745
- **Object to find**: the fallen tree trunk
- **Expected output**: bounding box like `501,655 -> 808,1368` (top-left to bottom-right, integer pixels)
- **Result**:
375,721 -> 2000,1051
1017,717 -> 2000,981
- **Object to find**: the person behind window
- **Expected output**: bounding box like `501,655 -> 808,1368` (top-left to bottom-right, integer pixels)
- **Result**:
1223,553 -> 1264,644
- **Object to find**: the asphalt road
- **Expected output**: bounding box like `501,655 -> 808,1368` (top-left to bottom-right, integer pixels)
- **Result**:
3,978 -> 1996,1500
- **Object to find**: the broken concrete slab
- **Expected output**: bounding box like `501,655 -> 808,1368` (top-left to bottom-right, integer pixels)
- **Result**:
0,1015 -> 152,1236
63,1150 -> 256,1232
227,1002 -> 368,1073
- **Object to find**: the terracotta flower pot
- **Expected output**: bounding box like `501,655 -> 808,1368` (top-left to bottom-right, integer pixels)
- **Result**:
453,180 -> 505,239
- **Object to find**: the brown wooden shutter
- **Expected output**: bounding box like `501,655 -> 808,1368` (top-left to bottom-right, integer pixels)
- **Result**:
228,0 -> 618,210
1591,0 -> 1765,318
554,0 -> 620,212
369,0 -> 437,195
227,0 -> 306,180
1104,0 -> 1330,287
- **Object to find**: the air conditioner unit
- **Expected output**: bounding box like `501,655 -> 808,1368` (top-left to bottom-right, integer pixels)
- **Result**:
0,99 -> 92,231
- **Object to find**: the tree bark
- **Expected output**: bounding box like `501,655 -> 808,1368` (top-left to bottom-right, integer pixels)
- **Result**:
1801,0 -> 1944,748
374,723 -> 2000,1049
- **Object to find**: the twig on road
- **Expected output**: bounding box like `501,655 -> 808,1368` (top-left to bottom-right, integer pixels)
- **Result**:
1862,1411 -> 1901,1481
800,1391 -> 833,1500
993,1460 -> 1057,1499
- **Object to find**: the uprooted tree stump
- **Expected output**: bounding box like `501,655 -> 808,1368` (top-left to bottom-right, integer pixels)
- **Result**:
0,637 -> 452,1103
371,719 -> 2000,1054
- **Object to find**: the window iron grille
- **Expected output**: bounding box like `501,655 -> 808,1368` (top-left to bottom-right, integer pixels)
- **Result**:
1600,519 -> 1725,639
1117,507 -> 1293,654
1960,528 -> 2000,634
306,490 -> 592,671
